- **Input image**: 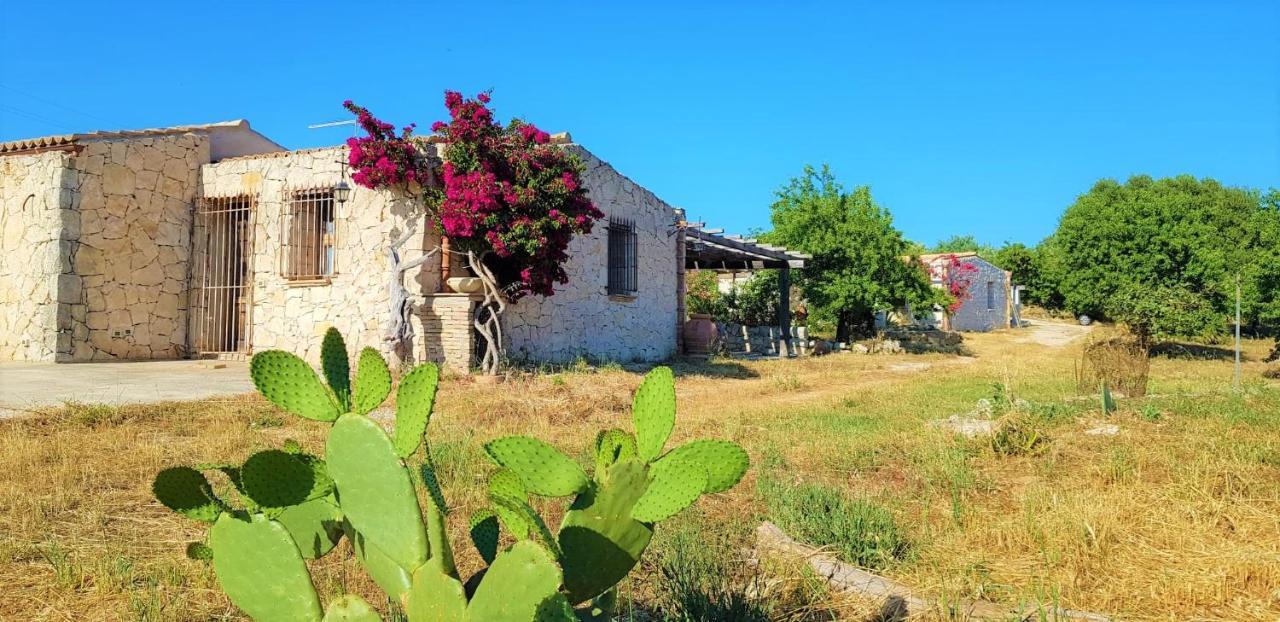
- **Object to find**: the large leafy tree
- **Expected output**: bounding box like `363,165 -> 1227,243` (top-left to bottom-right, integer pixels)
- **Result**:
929,234 -> 995,257
764,165 -> 938,341
1054,175 -> 1279,341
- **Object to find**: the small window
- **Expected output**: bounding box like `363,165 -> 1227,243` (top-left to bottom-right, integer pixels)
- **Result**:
607,217 -> 638,296
986,280 -> 996,310
281,188 -> 336,280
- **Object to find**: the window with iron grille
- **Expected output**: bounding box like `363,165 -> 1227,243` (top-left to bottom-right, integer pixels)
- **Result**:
607,217 -> 638,296
281,188 -> 337,280
986,280 -> 996,310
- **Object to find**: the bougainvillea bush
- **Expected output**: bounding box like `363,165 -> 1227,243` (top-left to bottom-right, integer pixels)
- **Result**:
928,254 -> 979,313
428,91 -> 604,300
343,101 -> 433,189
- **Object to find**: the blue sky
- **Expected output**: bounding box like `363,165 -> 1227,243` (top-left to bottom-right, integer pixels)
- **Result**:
2,1 -> 1276,246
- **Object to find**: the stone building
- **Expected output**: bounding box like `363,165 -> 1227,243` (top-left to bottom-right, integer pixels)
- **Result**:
1,121 -> 799,370
916,253 -> 1013,332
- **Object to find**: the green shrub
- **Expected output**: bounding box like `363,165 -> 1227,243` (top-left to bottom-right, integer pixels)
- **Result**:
990,415 -> 1048,457
653,522 -> 772,622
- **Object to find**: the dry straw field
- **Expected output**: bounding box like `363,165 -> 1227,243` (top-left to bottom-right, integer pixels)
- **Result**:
1,324 -> 1278,620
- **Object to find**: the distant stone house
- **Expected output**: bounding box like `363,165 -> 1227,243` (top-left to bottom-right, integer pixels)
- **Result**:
915,252 -> 1013,332
1,121 -> 797,370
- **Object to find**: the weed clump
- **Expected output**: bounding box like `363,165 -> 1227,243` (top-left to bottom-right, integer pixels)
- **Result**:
759,478 -> 911,571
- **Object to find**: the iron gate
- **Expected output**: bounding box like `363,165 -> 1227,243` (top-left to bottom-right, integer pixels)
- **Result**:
192,195 -> 256,356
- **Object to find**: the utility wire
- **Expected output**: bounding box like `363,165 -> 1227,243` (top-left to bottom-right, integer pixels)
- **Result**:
0,83 -> 119,128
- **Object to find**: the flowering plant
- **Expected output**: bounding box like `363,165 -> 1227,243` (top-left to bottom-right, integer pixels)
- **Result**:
929,254 -> 979,313
428,91 -> 603,300
343,101 -> 433,189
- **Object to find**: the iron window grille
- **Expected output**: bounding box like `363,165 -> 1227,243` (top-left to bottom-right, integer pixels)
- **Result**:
281,187 -> 337,280
193,195 -> 256,355
607,217 -> 638,296
986,281 -> 996,310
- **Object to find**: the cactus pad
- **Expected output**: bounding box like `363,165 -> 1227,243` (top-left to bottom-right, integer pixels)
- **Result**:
593,429 -> 637,477
468,509 -> 500,564
322,594 -> 382,622
208,513 -> 323,622
250,350 -> 340,422
490,489 -> 560,558
488,468 -> 529,539
346,524 -> 412,600
240,450 -> 327,511
405,564 -> 468,622
320,327 -> 352,412
633,366 -> 676,462
153,467 -> 224,523
185,541 -> 213,562
559,459 -> 653,604
394,363 -> 439,458
327,414 -> 429,571
352,347 -> 392,416
655,439 -> 749,494
467,540 -> 563,621
631,454 -> 707,522
276,497 -> 343,559
484,436 -> 589,497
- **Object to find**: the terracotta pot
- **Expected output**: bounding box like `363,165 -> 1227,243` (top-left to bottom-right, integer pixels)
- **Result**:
684,314 -> 718,355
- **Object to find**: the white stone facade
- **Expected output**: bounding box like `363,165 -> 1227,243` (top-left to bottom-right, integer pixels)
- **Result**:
502,146 -> 680,364
0,151 -> 72,360
2,126 -> 681,371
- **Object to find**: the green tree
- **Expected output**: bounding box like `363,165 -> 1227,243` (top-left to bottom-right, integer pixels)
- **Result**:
991,241 -> 1065,309
929,234 -> 995,257
763,165 -> 939,341
1054,175 -> 1279,341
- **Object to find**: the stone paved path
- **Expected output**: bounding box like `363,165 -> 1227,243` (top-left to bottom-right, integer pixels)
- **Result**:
0,360 -> 254,417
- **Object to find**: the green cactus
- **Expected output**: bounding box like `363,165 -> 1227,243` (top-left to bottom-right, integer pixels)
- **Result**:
405,564 -> 468,622
322,594 -> 382,622
558,459 -> 653,604
487,468 -> 530,539
631,454 -> 707,522
352,347 -> 393,415
1101,380 -> 1115,415
321,327 -> 352,412
239,450 -> 330,512
593,428 -> 636,477
208,513 -> 323,622
484,436 -> 589,497
275,497 -> 343,559
156,334 -> 749,622
153,467 -> 224,523
654,439 -> 749,494
250,350 -> 340,422
395,363 -> 439,458
327,413 -> 429,571
468,509 -> 500,564
465,541 -> 571,621
633,366 -> 676,462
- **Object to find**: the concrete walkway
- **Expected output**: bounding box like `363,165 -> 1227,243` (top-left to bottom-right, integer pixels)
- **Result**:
0,360 -> 255,417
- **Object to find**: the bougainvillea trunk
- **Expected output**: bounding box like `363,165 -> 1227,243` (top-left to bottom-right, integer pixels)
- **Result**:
468,250 -> 506,375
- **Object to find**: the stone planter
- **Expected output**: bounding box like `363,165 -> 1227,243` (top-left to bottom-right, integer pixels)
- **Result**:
446,277 -> 484,294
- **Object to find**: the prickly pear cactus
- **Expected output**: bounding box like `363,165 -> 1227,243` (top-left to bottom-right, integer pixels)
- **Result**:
155,332 -> 749,622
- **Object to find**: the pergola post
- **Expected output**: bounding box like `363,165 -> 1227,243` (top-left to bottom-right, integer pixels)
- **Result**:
778,265 -> 793,357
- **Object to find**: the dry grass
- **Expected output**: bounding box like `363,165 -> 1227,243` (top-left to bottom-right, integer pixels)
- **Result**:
2,328 -> 1278,620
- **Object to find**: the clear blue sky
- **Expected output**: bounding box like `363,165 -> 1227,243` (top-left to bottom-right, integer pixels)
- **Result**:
3,1 -> 1277,246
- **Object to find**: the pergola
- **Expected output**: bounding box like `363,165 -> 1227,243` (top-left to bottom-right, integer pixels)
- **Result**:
681,226 -> 809,355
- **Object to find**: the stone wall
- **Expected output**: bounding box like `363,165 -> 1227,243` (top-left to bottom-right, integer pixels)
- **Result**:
72,134 -> 208,359
501,146 -> 679,364
948,258 -> 1009,332
200,147 -> 432,367
717,322 -> 782,355
0,151 -> 74,361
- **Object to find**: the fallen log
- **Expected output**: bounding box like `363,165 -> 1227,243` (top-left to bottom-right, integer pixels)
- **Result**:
755,521 -> 1111,621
